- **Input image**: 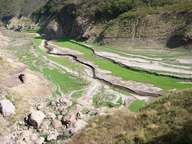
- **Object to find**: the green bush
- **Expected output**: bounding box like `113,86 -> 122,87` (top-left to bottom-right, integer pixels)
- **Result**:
143,0 -> 185,7
94,0 -> 140,20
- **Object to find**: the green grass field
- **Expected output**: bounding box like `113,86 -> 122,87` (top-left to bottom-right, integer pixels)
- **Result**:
47,55 -> 82,71
43,68 -> 86,93
54,39 -> 192,90
13,36 -> 87,95
129,100 -> 145,112
32,36 -> 191,112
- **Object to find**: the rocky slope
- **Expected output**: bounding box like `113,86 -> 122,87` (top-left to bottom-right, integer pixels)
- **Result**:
0,29 -> 52,141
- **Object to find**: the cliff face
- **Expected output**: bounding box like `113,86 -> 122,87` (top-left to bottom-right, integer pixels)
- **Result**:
39,4 -> 90,40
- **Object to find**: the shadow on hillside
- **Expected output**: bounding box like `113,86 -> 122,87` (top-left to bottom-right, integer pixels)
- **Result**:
167,35 -> 192,48
146,120 -> 192,144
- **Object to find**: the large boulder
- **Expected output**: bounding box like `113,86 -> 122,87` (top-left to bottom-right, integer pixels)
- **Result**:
0,99 -> 15,117
27,110 -> 46,129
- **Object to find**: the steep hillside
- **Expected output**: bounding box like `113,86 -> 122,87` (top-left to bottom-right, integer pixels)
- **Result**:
0,0 -> 48,31
0,0 -> 47,19
33,0 -> 192,48
1,0 -> 191,48
67,89 -> 192,144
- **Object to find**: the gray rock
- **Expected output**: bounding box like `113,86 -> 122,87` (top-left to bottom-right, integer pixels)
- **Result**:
47,130 -> 59,141
47,112 -> 56,120
0,99 -> 15,117
39,119 -> 51,134
50,101 -> 56,106
16,130 -> 44,144
57,106 -> 66,113
57,115 -> 63,120
52,119 -> 63,129
28,110 -> 45,129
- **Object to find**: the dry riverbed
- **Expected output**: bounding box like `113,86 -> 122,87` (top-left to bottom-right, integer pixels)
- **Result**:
0,29 -> 191,144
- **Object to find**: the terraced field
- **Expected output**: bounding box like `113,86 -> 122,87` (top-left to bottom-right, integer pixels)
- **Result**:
1,30 -> 191,144
8,34 -> 87,99
54,39 -> 192,90
9,34 -> 137,112
6,32 -> 192,114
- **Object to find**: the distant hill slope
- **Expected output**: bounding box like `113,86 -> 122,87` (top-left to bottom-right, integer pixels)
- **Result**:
0,0 -> 192,48
67,89 -> 192,144
0,0 -> 47,21
32,0 -> 192,48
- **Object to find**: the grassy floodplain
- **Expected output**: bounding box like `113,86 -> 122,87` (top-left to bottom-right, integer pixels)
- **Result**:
19,35 -> 191,112
54,39 -> 192,90
34,37 -> 86,94
129,100 -> 145,112
14,35 -> 87,96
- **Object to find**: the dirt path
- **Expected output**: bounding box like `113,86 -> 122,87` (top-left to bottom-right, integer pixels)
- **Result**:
78,80 -> 101,107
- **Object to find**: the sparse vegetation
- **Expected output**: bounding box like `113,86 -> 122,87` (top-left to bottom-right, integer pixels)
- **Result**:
129,100 -> 145,112
7,33 -> 87,96
67,89 -> 192,144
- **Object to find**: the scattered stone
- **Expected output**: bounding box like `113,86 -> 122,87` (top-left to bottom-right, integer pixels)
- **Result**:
57,106 -> 66,113
57,115 -> 63,120
18,73 -> 25,83
40,119 -> 50,132
63,130 -> 73,139
56,102 -> 60,106
52,119 -> 63,129
59,97 -> 72,106
73,120 -> 87,133
16,130 -> 44,144
76,112 -> 82,120
39,137 -> 45,144
47,112 -> 56,120
89,110 -> 99,116
0,99 -> 15,117
18,121 -> 24,126
47,130 -> 59,141
36,104 -> 44,110
27,110 -> 46,129
61,109 -> 68,116
61,117 -> 71,128
50,101 -> 56,106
